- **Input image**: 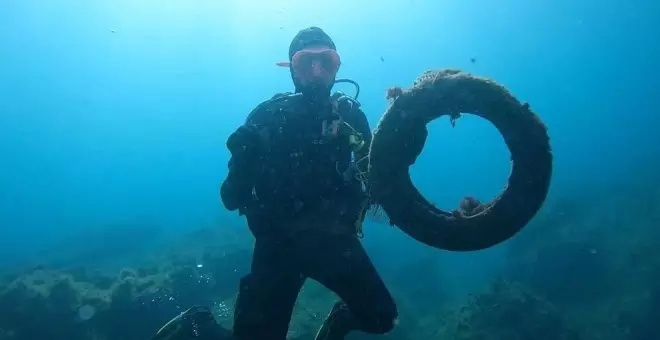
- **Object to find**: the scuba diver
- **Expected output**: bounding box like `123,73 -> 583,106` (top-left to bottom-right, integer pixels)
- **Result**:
152,26 -> 397,340
222,26 -> 398,340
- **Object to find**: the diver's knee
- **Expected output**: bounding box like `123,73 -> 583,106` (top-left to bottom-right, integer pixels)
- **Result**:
373,309 -> 399,334
361,304 -> 399,334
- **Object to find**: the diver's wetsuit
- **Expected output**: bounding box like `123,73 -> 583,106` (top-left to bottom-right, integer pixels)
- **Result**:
221,92 -> 398,340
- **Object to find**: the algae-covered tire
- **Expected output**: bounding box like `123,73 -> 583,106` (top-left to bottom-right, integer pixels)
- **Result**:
368,69 -> 553,251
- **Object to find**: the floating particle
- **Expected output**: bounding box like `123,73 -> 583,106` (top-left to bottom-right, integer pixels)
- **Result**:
78,304 -> 96,321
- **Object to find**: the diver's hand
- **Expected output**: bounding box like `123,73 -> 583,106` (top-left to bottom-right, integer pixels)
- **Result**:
452,196 -> 488,217
226,124 -> 263,160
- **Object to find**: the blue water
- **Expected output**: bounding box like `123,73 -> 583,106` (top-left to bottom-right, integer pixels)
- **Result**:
1,0 -> 658,296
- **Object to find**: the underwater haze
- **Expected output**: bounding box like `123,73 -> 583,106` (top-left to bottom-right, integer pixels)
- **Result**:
1,0 -> 660,339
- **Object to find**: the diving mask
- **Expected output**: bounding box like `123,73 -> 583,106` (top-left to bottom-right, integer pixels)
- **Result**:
277,48 -> 341,87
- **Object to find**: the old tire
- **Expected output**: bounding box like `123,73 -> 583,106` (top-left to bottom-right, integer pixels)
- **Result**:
368,69 -> 553,251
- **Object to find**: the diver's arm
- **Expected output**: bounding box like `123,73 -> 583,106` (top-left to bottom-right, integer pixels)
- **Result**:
220,102 -> 272,213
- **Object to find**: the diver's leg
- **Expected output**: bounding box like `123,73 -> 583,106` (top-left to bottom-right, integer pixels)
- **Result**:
232,238 -> 306,340
299,233 -> 398,339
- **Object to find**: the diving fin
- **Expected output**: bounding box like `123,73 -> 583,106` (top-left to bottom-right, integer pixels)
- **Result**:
314,302 -> 357,340
151,306 -> 232,340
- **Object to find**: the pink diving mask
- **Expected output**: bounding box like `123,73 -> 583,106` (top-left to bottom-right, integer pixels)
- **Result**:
276,48 -> 341,86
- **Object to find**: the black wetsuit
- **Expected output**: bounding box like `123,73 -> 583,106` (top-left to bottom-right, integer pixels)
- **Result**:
221,92 -> 398,340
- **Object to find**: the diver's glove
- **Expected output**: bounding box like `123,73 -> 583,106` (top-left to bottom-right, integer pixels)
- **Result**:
227,124 -> 265,184
226,124 -> 263,164
221,124 -> 264,212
